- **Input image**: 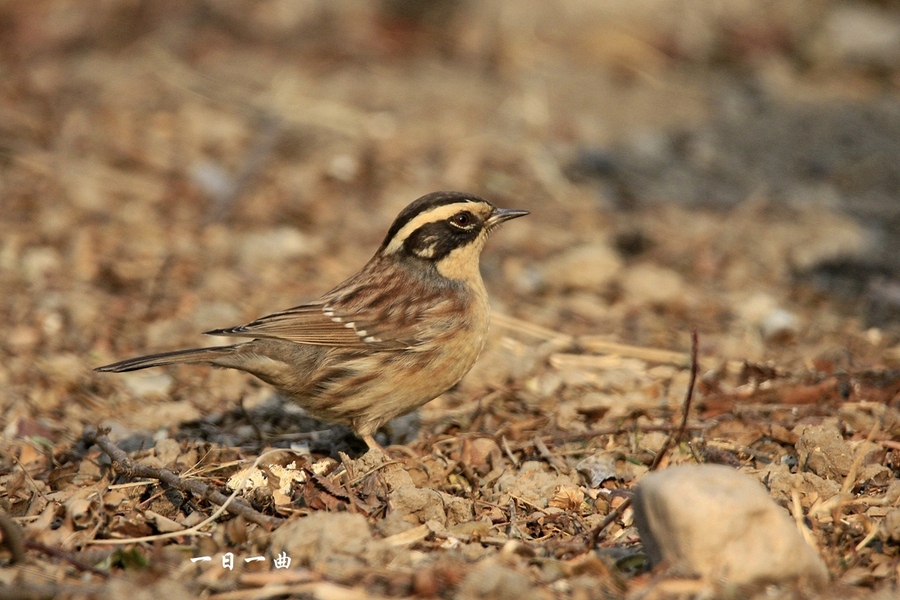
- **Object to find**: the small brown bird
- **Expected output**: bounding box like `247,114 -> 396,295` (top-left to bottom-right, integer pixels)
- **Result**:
96,191 -> 528,450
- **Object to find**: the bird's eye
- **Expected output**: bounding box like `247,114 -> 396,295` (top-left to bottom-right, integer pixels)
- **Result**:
450,212 -> 473,228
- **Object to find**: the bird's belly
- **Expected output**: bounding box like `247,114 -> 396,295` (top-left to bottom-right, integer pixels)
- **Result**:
302,319 -> 488,435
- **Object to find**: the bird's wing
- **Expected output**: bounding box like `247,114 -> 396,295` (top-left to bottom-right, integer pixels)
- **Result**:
204,302 -> 413,349
206,260 -> 465,349
203,285 -> 462,349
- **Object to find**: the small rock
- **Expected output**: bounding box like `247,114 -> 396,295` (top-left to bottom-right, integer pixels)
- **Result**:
8,326 -> 40,353
814,5 -> 900,69
633,464 -> 828,588
495,461 -> 580,508
153,438 -> 182,466
538,243 -> 622,291
129,400 -> 201,431
883,508 -> 900,543
101,577 -> 194,600
269,512 -> 395,580
460,438 -> 502,475
760,308 -> 800,343
620,263 -> 686,307
795,423 -> 853,480
737,293 -> 800,342
327,153 -> 360,182
238,227 -> 321,265
857,464 -> 892,488
37,354 -> 86,389
387,486 -> 473,529
193,302 -> 242,332
884,480 -> 900,505
20,246 -> 61,282
756,463 -> 841,507
457,558 -> 548,600
191,160 -> 236,200
390,487 -> 449,526
350,450 -> 414,490
123,372 -> 174,399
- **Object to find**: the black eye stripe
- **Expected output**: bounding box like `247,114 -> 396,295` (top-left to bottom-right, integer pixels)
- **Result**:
402,219 -> 480,260
379,192 -> 493,251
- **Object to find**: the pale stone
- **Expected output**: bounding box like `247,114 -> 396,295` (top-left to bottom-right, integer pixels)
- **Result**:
795,423 -> 853,480
620,263 -> 686,306
269,511 -> 398,579
633,464 -> 828,588
457,557 -> 549,600
815,5 -> 900,68
238,227 -> 322,265
123,371 -> 175,399
539,243 -> 622,291
128,400 -> 200,431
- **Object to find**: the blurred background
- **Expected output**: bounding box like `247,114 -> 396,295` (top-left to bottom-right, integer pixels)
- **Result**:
2,0 -> 900,433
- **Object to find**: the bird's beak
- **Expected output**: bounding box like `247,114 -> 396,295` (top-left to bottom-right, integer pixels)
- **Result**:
487,207 -> 529,229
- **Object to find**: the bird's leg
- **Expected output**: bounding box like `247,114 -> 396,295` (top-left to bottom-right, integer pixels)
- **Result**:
362,434 -> 383,452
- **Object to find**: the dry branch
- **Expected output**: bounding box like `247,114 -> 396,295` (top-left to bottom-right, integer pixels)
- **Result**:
82,426 -> 283,530
650,329 -> 700,471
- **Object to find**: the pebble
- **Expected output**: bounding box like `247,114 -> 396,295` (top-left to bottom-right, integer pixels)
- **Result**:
37,353 -> 86,388
619,263 -> 686,307
457,557 -> 548,600
238,227 -> 321,265
495,461 -> 580,508
128,399 -> 200,431
538,243 -> 622,291
756,463 -> 841,507
633,464 -> 829,588
269,511 -> 396,579
814,5 -> 900,69
8,325 -> 40,353
795,422 -> 853,480
20,246 -> 61,282
760,308 -> 800,343
378,485 -> 472,538
884,509 -> 900,543
737,293 -> 800,343
123,372 -> 175,399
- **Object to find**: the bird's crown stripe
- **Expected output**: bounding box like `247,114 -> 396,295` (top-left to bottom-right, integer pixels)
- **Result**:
384,202 -> 478,254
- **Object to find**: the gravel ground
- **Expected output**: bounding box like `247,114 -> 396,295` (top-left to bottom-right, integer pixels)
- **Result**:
3,1 -> 900,598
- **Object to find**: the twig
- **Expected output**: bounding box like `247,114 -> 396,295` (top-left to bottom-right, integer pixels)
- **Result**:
536,422 -> 707,448
0,512 -> 109,578
83,426 -> 283,532
23,539 -> 110,579
587,497 -> 632,549
501,435 -> 520,467
790,490 -> 820,552
432,530 -> 509,548
490,312 -> 574,346
650,329 -> 699,471
880,440 -> 900,451
346,460 -> 405,487
533,436 -> 568,473
841,421 -> 881,496
507,498 -> 521,540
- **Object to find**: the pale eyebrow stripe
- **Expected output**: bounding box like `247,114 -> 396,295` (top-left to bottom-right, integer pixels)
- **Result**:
383,202 -> 478,254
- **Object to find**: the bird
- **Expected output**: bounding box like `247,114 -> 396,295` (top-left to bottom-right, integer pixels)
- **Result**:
96,191 -> 528,450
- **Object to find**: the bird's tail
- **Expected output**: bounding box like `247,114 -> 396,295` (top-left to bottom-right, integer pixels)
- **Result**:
95,345 -> 238,373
